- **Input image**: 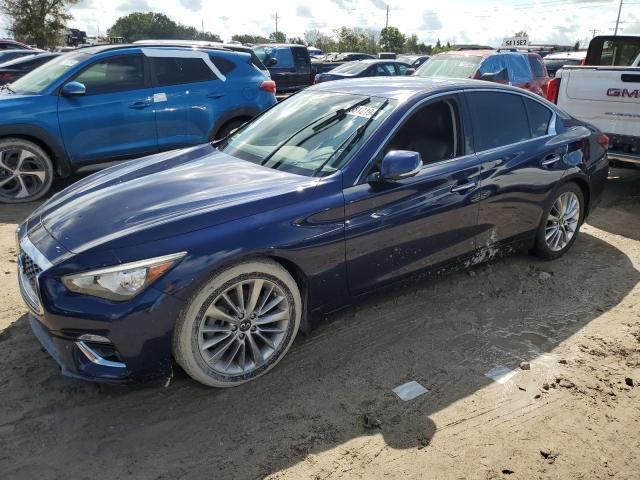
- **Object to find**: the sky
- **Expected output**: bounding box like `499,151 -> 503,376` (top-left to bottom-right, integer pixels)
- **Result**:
1,0 -> 640,48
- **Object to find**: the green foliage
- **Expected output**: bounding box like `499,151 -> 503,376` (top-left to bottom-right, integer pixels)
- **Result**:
108,12 -> 221,43
231,34 -> 270,44
1,0 -> 78,48
379,26 -> 405,52
269,31 -> 287,43
288,36 -> 305,46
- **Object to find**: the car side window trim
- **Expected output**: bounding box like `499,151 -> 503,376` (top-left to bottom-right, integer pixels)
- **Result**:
353,91 -> 466,185
463,88 -> 557,155
141,48 -> 226,82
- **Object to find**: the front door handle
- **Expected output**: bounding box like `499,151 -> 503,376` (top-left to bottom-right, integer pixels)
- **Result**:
451,181 -> 478,193
207,92 -> 225,99
541,154 -> 562,167
129,101 -> 152,110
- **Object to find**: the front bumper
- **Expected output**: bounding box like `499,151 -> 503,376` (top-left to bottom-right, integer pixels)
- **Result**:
18,227 -> 185,384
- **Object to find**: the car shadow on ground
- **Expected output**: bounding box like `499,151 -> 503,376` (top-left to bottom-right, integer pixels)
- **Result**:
587,167 -> 640,241
0,227 -> 638,479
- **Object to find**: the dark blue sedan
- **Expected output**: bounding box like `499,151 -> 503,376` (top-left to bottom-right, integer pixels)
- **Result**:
314,59 -> 414,84
17,78 -> 609,387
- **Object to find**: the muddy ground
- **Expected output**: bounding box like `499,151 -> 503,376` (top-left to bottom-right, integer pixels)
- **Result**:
0,168 -> 639,480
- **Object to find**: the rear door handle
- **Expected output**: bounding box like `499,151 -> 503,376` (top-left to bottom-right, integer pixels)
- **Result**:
451,181 -> 478,193
129,101 -> 152,110
207,92 -> 225,99
541,154 -> 562,167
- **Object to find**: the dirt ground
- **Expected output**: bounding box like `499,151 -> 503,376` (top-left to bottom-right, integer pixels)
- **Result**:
0,168 -> 639,480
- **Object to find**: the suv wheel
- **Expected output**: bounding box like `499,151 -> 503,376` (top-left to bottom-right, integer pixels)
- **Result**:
173,259 -> 302,387
0,138 -> 54,203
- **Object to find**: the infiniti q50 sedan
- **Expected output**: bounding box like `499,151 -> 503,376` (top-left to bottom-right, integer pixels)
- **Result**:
17,78 -> 609,387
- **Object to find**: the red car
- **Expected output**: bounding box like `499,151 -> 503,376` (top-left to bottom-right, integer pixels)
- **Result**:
0,39 -> 33,50
414,50 -> 550,97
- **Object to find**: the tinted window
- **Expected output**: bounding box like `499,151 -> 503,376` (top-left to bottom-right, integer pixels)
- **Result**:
291,47 -> 310,66
524,98 -> 552,138
467,91 -> 530,151
331,62 -> 369,75
397,63 -> 410,75
74,55 -> 145,95
376,64 -> 395,76
210,56 -> 236,76
152,57 -> 215,86
274,48 -> 294,68
528,55 -> 547,78
479,55 -> 506,76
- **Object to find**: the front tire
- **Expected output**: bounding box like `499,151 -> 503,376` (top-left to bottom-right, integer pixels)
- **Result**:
173,259 -> 302,387
0,138 -> 54,203
533,182 -> 584,260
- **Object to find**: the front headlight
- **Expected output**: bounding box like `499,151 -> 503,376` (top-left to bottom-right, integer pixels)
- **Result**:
62,252 -> 187,301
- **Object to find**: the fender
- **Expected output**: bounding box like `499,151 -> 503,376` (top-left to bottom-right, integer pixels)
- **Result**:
0,123 -> 72,177
209,107 -> 259,139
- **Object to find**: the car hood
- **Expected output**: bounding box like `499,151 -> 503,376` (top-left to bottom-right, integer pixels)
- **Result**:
34,145 -> 318,254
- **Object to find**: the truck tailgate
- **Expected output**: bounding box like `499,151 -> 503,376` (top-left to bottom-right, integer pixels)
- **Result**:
557,67 -> 640,138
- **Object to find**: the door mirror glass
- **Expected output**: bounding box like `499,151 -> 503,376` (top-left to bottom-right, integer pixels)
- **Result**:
372,150 -> 422,182
61,81 -> 86,96
265,57 -> 278,67
405,68 -> 415,76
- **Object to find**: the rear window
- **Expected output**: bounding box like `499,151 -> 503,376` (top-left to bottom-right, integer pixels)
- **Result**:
587,37 -> 640,66
524,98 -> 553,138
415,54 -> 482,79
151,57 -> 216,86
331,62 -> 369,75
528,55 -> 547,78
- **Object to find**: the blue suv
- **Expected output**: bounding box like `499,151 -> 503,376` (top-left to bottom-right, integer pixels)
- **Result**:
0,44 -> 277,203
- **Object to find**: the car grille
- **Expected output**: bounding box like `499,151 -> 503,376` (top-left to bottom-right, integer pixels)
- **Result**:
18,250 -> 43,314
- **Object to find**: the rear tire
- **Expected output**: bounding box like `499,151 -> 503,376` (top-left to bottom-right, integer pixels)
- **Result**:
0,138 -> 54,203
173,259 -> 301,388
533,182 -> 584,260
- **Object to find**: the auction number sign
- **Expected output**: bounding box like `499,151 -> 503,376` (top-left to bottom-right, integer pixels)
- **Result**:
501,37 -> 529,48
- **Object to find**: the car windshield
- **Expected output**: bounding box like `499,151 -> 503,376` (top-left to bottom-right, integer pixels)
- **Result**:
415,54 -> 482,78
331,62 -> 369,75
219,91 -> 395,177
10,52 -> 90,95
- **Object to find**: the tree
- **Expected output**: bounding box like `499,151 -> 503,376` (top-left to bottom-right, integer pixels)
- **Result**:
513,30 -> 529,38
574,40 -> 580,51
1,0 -> 78,48
269,31 -> 286,43
108,12 -> 221,43
232,34 -> 270,45
404,34 -> 419,53
379,26 -> 405,52
288,36 -> 305,45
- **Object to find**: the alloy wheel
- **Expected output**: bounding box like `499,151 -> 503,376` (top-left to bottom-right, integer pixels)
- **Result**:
197,278 -> 291,376
545,191 -> 580,252
0,147 -> 49,201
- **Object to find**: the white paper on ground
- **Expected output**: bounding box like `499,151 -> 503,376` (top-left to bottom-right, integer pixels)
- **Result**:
393,381 -> 429,401
485,366 -> 517,384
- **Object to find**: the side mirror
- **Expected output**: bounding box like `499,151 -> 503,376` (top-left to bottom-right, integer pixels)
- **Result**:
479,68 -> 508,83
405,68 -> 415,76
370,150 -> 422,183
62,81 -> 86,96
265,57 -> 278,67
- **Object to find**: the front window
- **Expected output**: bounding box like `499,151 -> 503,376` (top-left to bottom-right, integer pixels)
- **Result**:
218,91 -> 396,177
10,51 -> 90,95
415,54 -> 482,79
330,62 -> 369,75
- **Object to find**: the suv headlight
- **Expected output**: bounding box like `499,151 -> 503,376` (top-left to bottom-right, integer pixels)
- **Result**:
62,252 -> 186,301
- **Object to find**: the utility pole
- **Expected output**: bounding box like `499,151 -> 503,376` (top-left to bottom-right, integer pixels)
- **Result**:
590,28 -> 599,38
275,12 -> 279,40
385,5 -> 389,29
614,0 -> 623,36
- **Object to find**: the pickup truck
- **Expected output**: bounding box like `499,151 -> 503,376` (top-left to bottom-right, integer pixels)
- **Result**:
548,36 -> 640,167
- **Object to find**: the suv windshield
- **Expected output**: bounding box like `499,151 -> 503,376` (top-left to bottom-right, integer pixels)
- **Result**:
415,54 -> 482,78
219,91 -> 395,177
10,52 -> 90,95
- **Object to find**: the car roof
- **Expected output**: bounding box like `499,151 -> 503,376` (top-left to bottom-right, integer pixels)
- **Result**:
255,43 -> 307,48
309,76 -> 514,100
76,44 -> 247,57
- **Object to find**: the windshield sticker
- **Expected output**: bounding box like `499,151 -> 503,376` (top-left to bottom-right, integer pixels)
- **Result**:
347,105 -> 379,118
141,48 -> 226,82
